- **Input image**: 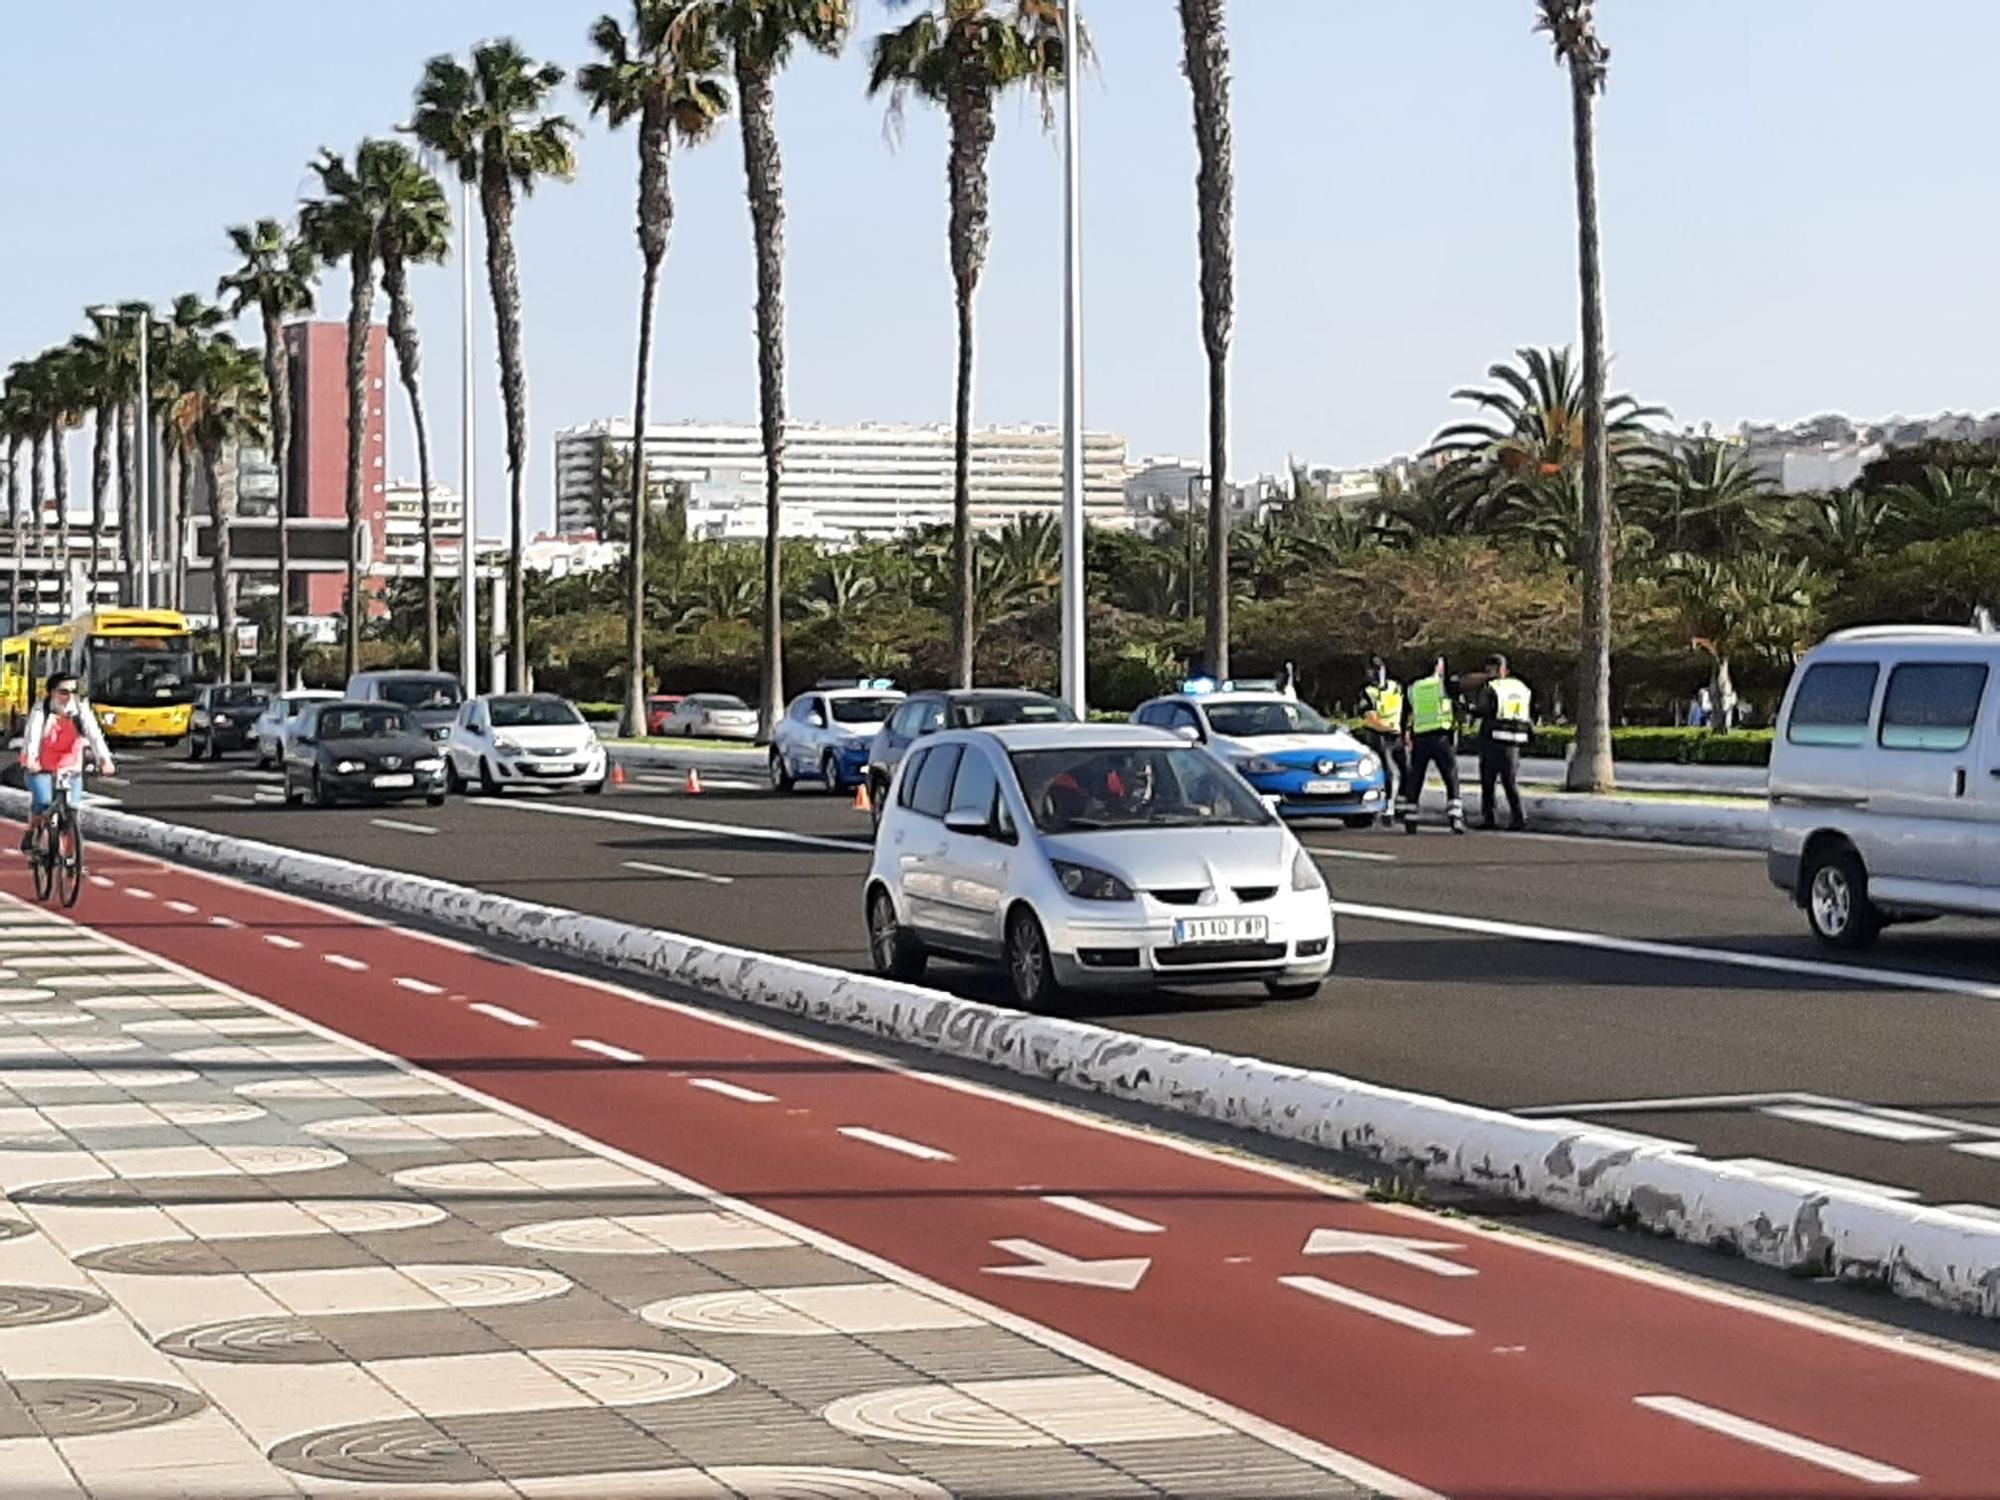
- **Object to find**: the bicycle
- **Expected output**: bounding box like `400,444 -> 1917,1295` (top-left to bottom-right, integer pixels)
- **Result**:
28,770 -> 85,909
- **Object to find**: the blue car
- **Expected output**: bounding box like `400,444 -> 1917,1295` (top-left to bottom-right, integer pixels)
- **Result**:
1131,690 -> 1387,826
770,684 -> 906,793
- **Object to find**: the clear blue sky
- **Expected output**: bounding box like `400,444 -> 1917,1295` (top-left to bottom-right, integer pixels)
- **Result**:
4,1 -> 1997,537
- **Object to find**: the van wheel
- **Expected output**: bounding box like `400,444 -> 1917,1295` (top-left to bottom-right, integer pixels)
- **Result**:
866,888 -> 927,982
1805,845 -> 1881,951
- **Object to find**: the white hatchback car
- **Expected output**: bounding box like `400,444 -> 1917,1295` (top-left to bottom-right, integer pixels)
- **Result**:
865,724 -> 1335,1008
444,693 -> 608,795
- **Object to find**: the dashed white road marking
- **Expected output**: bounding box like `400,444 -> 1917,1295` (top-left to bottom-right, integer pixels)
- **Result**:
210,914 -> 241,928
210,793 -> 254,806
575,1038 -> 644,1064
125,887 -> 154,900
1041,1195 -> 1166,1235
1306,846 -> 1398,864
1278,1275 -> 1472,1337
98,775 -> 129,787
324,954 -> 369,972
165,900 -> 199,915
479,798 -> 871,853
838,1126 -> 954,1162
264,934 -> 303,951
394,976 -> 446,995
87,875 -> 112,889
622,860 -> 735,885
370,818 -> 438,836
688,1077 -> 774,1104
470,1002 -> 538,1029
1632,1395 -> 1918,1485
1760,1103 -> 1958,1143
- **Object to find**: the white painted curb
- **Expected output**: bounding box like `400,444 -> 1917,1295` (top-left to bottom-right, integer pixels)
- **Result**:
1416,786 -> 1768,850
21,789 -> 1999,1322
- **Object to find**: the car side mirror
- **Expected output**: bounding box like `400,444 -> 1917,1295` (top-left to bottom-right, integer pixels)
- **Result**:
808,713 -> 825,728
295,735 -> 314,748
1261,793 -> 1284,813
916,722 -> 937,737
1175,724 -> 1202,743
469,724 -> 484,737
943,809 -> 991,837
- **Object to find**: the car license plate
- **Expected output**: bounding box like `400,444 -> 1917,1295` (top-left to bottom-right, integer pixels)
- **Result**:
1303,779 -> 1351,795
372,773 -> 415,789
539,764 -> 574,775
1173,916 -> 1268,945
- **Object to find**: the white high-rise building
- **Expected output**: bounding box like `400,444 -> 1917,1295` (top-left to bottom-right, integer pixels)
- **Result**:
381,480 -> 466,573
553,419 -> 1131,542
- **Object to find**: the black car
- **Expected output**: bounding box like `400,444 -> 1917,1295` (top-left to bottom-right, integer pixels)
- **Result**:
188,683 -> 272,760
282,701 -> 448,809
865,689 -> 1076,812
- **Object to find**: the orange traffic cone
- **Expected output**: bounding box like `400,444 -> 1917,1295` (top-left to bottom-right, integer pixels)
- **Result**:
852,780 -> 872,813
611,761 -> 629,788
684,766 -> 703,795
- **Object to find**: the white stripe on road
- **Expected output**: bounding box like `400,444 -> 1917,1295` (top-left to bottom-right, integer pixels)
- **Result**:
1632,1395 -> 1918,1485
838,1125 -> 954,1162
474,799 -> 871,853
1331,900 -> 2000,1003
209,794 -> 254,806
470,1002 -> 537,1029
1306,847 -> 1398,864
87,875 -> 112,889
622,860 -> 734,885
264,935 -> 302,950
637,774 -> 764,792
125,887 -> 153,900
1760,1104 -> 1958,1143
210,915 -> 240,928
98,775 -> 129,787
1042,1195 -> 1166,1234
164,900 -> 198,915
323,954 -> 368,972
393,977 -> 445,995
1278,1275 -> 1473,1337
370,818 -> 437,836
688,1077 -> 774,1104
574,1038 -> 644,1064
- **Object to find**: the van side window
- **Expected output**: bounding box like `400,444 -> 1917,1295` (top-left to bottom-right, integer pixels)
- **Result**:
1879,663 -> 1989,752
1786,662 -> 1878,747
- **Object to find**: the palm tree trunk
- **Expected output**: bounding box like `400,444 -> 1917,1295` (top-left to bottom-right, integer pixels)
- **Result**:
1180,0 -> 1235,682
622,96 -> 674,739
171,446 -> 192,615
737,56 -> 790,740
6,436 -> 20,631
480,167 -> 530,693
116,403 -> 134,602
28,433 -> 46,625
51,425 -> 72,617
945,89 -> 994,690
205,438 -> 235,681
1563,59 -> 1615,793
260,307 -> 294,693
342,247 -> 376,682
90,404 -> 111,611
380,249 -> 440,673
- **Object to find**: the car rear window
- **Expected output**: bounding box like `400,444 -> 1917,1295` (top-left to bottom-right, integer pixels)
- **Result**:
910,745 -> 963,818
830,696 -> 902,725
1879,662 -> 1989,752
951,697 -> 1074,727
375,677 -> 463,710
1786,662 -> 1878,747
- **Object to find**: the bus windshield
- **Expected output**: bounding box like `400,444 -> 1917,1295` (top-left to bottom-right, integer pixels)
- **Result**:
89,637 -> 198,707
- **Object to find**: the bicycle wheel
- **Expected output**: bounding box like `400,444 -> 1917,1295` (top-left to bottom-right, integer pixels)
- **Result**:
29,822 -> 54,903
56,812 -> 83,909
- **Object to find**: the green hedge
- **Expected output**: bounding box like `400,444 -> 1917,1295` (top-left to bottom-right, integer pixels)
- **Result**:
1528,725 -> 1773,766
575,700 -> 622,720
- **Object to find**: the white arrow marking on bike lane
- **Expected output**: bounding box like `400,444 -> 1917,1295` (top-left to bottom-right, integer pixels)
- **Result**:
1303,1228 -> 1476,1278
984,1238 -> 1152,1292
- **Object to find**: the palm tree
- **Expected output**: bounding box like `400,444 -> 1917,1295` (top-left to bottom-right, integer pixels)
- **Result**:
1663,550 -> 1820,718
180,338 -> 268,678
580,0 -> 730,736
65,333 -> 115,610
42,345 -> 92,614
9,354 -> 53,622
219,218 -> 317,692
868,0 -> 1072,688
153,295 -> 228,612
1536,0 -> 1616,792
1177,0 -> 1233,678
1785,489 -> 1897,571
0,376 -> 31,628
709,0 -> 855,737
410,41 -> 578,692
1627,438 -> 1774,555
299,147 -> 385,679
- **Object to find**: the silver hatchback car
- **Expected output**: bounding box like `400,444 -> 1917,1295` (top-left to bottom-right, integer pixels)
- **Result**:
865,724 -> 1335,1008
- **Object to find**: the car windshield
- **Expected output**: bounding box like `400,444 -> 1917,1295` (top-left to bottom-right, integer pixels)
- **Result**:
830,696 -> 902,724
318,706 -> 416,740
951,697 -> 1075,728
1203,700 -> 1330,737
376,677 -> 463,711
89,639 -> 198,707
489,696 -> 582,729
214,685 -> 267,708
1010,746 -> 1272,833
693,695 -> 750,710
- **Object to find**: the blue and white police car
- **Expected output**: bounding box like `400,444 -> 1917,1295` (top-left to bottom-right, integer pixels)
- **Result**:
769,680 -> 906,794
1131,683 -> 1386,826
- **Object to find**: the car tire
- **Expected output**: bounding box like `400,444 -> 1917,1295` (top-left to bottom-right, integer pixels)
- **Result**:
866,887 -> 927,982
1341,815 -> 1375,831
426,792 -> 446,808
1005,907 -> 1062,1011
206,733 -> 221,762
445,758 -> 465,795
1263,978 -> 1323,1000
186,732 -> 203,761
769,750 -> 794,793
478,758 -> 499,797
820,753 -> 842,793
282,771 -> 302,807
310,771 -> 332,810
1805,844 -> 1882,951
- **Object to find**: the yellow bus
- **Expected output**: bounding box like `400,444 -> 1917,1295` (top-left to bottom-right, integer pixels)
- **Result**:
2,609 -> 199,744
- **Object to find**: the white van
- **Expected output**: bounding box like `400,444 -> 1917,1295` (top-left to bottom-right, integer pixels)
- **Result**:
1769,624 -> 2000,949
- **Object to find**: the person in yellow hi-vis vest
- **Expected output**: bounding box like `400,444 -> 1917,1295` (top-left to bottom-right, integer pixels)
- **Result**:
1399,656 -> 1465,835
1357,656 -> 1408,828
1474,653 -> 1533,831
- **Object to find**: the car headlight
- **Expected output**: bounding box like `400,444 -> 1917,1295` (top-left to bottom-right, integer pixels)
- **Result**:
1051,860 -> 1133,901
493,735 -> 522,754
1357,752 -> 1381,777
415,758 -> 443,772
334,759 -> 365,774
1292,847 -> 1326,892
1235,756 -> 1283,776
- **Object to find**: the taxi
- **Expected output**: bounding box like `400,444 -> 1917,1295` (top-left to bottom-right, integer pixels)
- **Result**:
1131,682 -> 1386,827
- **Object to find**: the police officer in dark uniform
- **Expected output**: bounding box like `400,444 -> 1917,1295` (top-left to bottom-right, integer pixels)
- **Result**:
1357,656 -> 1408,827
1473,653 -> 1533,831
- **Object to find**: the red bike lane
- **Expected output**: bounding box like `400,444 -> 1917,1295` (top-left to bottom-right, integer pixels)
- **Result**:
10,841 -> 2000,1498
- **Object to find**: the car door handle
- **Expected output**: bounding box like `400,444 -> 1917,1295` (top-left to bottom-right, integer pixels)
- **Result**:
1956,768 -> 1968,797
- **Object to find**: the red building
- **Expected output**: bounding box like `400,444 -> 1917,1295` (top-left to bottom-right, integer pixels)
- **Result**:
283,321 -> 387,617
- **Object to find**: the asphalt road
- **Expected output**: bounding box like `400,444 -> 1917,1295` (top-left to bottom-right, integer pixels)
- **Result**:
89,745 -> 2000,1217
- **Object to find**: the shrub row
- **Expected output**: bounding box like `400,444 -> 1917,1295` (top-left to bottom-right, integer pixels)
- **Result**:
1527,725 -> 1774,766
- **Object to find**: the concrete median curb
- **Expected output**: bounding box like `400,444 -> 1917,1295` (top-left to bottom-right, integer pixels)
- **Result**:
22,788 -> 1999,1323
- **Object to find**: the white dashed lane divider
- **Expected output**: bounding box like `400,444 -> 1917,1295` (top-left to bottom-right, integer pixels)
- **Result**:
575,1038 -> 644,1064
839,1126 -> 955,1163
29,789 -> 2000,1326
470,1002 -> 538,1029
687,1077 -> 773,1104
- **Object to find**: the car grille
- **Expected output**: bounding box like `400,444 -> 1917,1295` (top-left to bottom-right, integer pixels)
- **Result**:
1156,942 -> 1287,967
526,746 -> 576,757
1148,889 -> 1205,906
1232,886 -> 1278,903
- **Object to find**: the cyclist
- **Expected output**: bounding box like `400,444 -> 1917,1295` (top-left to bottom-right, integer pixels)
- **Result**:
18,674 -> 115,854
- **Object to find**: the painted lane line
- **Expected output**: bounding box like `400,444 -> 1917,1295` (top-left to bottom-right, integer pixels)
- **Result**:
1632,1396 -> 1918,1486
323,954 -> 369,973
470,1002 -> 538,1029
209,793 -> 255,806
1519,1091 -> 1817,1117
165,900 -> 199,915
209,915 -> 241,929
687,1076 -> 775,1104
1948,1140 -> 2000,1162
1760,1103 -> 1958,1143
474,798 -> 872,853
394,976 -> 446,995
1303,1228 -> 1477,1279
263,935 -> 303,951
574,1038 -> 644,1064
125,887 -> 154,900
1278,1275 -> 1473,1338
838,1125 -> 955,1162
622,860 -> 735,885
87,875 -> 112,889
1306,846 -> 1398,864
370,818 -> 437,836
1041,1195 -> 1166,1235
1331,899 -> 2000,1003
98,775 -> 129,787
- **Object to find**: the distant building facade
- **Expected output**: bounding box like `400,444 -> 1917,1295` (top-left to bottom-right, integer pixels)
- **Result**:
284,320 -> 388,614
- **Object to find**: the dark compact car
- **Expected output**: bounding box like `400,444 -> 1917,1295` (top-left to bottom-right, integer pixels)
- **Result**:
188,683 -> 272,760
864,689 -> 1075,817
282,701 -> 448,809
